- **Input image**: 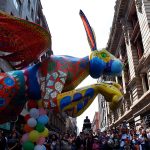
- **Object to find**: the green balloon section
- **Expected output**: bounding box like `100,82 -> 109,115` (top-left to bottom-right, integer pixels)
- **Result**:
23,141 -> 34,150
36,123 -> 45,132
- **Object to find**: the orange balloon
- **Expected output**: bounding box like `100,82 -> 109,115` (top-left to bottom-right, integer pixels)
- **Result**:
23,124 -> 33,132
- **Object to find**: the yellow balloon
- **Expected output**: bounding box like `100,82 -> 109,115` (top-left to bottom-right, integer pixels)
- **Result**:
39,128 -> 49,137
37,100 -> 43,108
29,130 -> 39,142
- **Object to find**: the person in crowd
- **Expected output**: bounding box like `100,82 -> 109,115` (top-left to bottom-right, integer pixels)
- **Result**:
7,129 -> 20,150
146,129 -> 150,149
107,130 -> 114,150
138,128 -> 144,150
119,127 -> 132,150
50,134 -> 59,150
113,132 -> 120,150
100,131 -> 110,150
75,132 -> 84,150
92,137 -> 100,150
0,130 -> 7,150
131,134 -> 139,150
68,134 -> 77,150
83,132 -> 93,150
61,133 -> 72,150
44,136 -> 51,150
138,129 -> 149,150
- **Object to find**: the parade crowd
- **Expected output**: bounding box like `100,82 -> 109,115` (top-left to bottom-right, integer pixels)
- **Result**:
0,124 -> 150,150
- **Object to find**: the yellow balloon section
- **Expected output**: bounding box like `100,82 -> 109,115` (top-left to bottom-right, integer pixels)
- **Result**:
56,82 -> 123,117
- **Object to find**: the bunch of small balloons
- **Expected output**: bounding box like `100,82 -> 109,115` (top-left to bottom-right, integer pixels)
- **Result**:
21,100 -> 49,150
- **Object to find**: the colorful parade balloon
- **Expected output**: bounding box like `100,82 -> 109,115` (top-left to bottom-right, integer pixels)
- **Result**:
0,10 -> 123,122
23,141 -> 34,150
39,128 -> 49,137
29,108 -> 39,119
37,100 -> 43,108
34,145 -> 46,150
39,108 -> 47,115
27,100 -> 37,109
29,130 -> 39,142
24,124 -> 34,132
0,9 -> 124,150
27,118 -> 37,128
37,115 -> 49,125
36,137 -> 46,145
24,114 -> 31,122
21,133 -> 29,143
36,123 -> 45,132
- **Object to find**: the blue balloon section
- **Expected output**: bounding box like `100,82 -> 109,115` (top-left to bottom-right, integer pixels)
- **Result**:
37,115 -> 49,125
4,77 -> 15,86
111,60 -> 122,75
77,103 -> 84,112
73,93 -> 82,102
0,98 -> 5,107
89,57 -> 106,78
60,96 -> 71,110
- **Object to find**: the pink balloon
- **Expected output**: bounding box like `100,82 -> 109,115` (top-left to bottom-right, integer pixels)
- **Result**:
36,137 -> 46,145
21,133 -> 29,143
39,108 -> 47,115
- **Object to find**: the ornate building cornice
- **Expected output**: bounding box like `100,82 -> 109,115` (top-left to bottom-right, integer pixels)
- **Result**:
107,0 -> 128,52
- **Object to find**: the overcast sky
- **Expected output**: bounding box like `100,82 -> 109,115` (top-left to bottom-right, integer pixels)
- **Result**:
41,0 -> 116,133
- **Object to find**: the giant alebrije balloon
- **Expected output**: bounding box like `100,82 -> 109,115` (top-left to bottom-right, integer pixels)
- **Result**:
0,10 -> 123,122
0,10 -> 124,149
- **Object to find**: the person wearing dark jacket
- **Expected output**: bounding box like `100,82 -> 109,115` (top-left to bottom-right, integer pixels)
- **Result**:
83,132 -> 93,150
75,132 -> 84,149
0,130 -> 7,150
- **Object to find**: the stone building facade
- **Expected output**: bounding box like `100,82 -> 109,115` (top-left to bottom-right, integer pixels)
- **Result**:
66,117 -> 77,135
92,112 -> 100,134
0,0 -> 66,133
98,77 -> 110,131
100,0 -> 150,130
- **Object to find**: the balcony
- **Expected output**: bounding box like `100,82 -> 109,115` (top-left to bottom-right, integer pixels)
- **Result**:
131,21 -> 140,43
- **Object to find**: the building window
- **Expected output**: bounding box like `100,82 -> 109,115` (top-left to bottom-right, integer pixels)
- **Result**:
31,8 -> 34,20
129,91 -> 133,105
13,0 -> 21,11
129,5 -> 144,60
135,36 -> 144,59
36,15 -> 40,25
140,73 -> 149,93
13,0 -> 18,9
28,0 -> 31,10
143,74 -> 149,91
117,76 -> 123,86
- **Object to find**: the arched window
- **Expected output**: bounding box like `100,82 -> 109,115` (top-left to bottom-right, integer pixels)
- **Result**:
28,0 -> 31,10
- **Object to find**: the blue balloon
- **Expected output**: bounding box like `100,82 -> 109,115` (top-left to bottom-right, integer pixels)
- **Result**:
37,115 -> 49,125
34,145 -> 46,150
111,60 -> 122,75
89,57 -> 106,78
